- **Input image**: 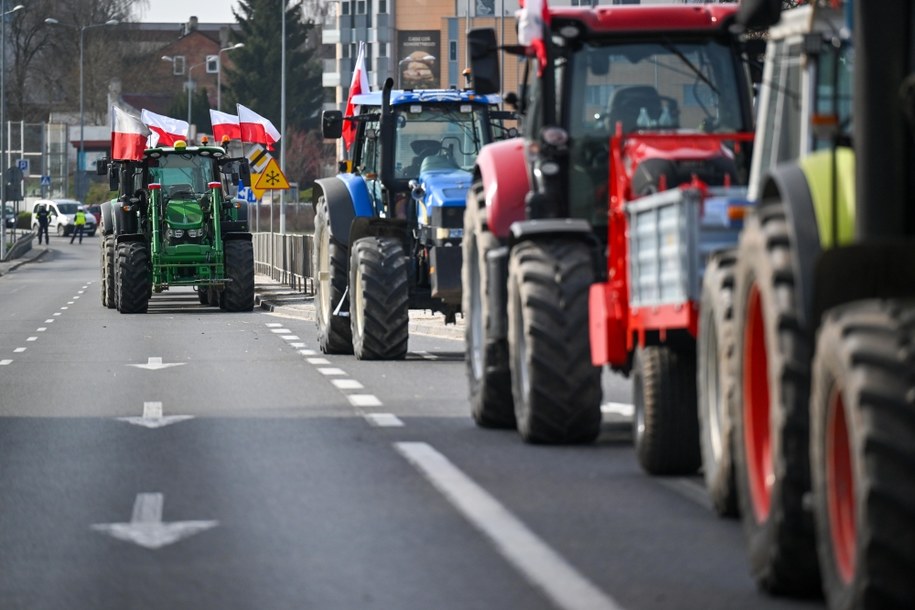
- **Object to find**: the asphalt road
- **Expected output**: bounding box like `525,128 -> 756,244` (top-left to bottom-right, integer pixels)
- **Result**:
0,241 -> 822,610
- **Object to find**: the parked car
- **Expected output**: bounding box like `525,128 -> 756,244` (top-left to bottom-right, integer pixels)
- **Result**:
3,205 -> 15,229
86,204 -> 102,225
30,199 -> 97,237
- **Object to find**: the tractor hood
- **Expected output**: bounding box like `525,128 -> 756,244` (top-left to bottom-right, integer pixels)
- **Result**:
418,167 -> 473,208
165,199 -> 204,229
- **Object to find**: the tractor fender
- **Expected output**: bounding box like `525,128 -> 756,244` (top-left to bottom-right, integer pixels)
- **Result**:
115,233 -> 146,245
349,216 -> 409,251
313,175 -> 375,246
757,163 -> 821,329
473,138 -> 529,239
100,200 -> 115,236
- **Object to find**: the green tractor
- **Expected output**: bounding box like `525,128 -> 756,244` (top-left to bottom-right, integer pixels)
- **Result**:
97,140 -> 255,314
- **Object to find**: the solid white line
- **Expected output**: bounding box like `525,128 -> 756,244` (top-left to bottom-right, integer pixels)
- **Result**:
332,379 -> 364,390
396,443 -> 624,610
297,349 -> 317,356
347,394 -> 382,407
365,413 -> 403,427
37,327 -> 47,332
26,337 -> 37,342
600,402 -> 634,417
318,367 -> 346,376
307,357 -> 331,365
0,359 -> 11,366
14,347 -> 25,353
270,328 -> 291,334
281,335 -> 300,341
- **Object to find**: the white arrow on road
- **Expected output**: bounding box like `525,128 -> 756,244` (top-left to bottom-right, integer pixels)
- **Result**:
92,493 -> 218,549
128,357 -> 186,371
118,401 -> 194,429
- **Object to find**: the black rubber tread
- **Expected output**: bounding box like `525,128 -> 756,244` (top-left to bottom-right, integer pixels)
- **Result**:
222,240 -> 255,312
197,289 -> 209,305
732,200 -> 821,595
349,236 -> 409,360
810,300 -> 915,610
116,242 -> 150,314
101,236 -> 116,309
313,196 -> 353,354
698,249 -> 740,517
507,238 -> 602,444
462,191 -> 515,428
632,345 -> 701,475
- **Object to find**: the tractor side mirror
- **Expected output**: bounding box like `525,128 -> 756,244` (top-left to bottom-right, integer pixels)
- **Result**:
468,28 -> 500,95
108,165 -> 119,191
322,110 -> 343,139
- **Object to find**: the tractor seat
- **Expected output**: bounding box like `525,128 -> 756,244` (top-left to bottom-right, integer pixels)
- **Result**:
606,85 -> 662,133
167,184 -> 196,199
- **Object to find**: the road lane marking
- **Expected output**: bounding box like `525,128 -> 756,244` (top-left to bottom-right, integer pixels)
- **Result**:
265,323 -> 283,328
0,360 -> 11,366
67,301 -> 74,305
281,335 -> 300,341
365,413 -> 403,427
270,328 -> 291,334
53,312 -> 61,316
128,357 -> 186,371
332,379 -> 364,390
91,493 -> 218,550
347,394 -> 382,407
318,367 -> 346,376
73,296 -> 80,299
600,402 -> 634,417
297,349 -> 317,356
307,357 -> 331,365
26,337 -> 37,342
37,327 -> 47,332
60,307 -> 68,310
45,319 -> 54,323
14,347 -> 25,353
78,290 -> 85,294
415,351 -> 439,360
118,401 -> 194,429
290,342 -> 306,348
396,443 -> 624,610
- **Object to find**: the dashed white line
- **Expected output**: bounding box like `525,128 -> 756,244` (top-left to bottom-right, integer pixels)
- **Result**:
78,290 -> 85,294
67,301 -> 74,305
60,307 -> 68,310
347,394 -> 382,407
307,357 -> 331,365
331,379 -> 364,390
396,442 -> 624,610
364,413 -> 403,427
290,342 -> 306,348
0,360 -> 12,366
37,327 -> 47,332
26,337 -> 37,342
73,296 -> 80,300
14,347 -> 25,353
53,312 -> 61,316
281,335 -> 300,341
270,328 -> 291,334
318,367 -> 346,376
265,323 -> 283,328
45,319 -> 54,323
297,349 -> 317,356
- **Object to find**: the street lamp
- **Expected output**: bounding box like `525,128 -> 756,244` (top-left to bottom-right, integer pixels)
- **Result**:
44,16 -> 119,203
0,2 -> 23,261
216,42 -> 244,112
162,56 -> 207,129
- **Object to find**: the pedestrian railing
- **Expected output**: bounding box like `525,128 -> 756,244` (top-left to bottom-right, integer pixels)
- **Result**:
252,232 -> 315,295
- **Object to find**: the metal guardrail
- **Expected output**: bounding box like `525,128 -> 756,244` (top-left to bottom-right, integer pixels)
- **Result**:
1,230 -> 33,262
252,232 -> 315,295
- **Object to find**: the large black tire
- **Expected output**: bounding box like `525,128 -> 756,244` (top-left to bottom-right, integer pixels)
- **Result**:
632,345 -> 701,475
222,240 -> 254,312
463,193 -> 515,428
507,238 -> 602,444
810,300 -> 915,610
349,236 -> 409,360
698,250 -> 739,516
313,196 -> 353,354
732,201 -> 820,595
198,289 -> 210,305
116,242 -> 150,314
100,235 -> 116,309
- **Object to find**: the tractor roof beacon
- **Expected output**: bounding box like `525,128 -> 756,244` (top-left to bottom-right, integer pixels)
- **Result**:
96,141 -> 255,314
313,84 -> 510,359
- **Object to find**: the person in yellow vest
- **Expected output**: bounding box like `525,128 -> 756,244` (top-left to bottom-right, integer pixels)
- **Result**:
70,206 -> 87,244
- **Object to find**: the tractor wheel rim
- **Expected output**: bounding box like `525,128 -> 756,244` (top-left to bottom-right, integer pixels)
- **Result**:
705,319 -> 724,463
469,241 -> 484,381
744,283 -> 773,522
827,387 -> 856,584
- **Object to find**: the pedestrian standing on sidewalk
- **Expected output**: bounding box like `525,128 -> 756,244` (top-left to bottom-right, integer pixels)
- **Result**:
36,204 -> 51,245
70,207 -> 87,244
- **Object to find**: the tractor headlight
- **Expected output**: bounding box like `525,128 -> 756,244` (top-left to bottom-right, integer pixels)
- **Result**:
187,229 -> 199,238
173,229 -> 184,238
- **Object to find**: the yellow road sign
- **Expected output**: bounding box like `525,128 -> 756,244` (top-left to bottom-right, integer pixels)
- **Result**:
253,158 -> 290,191
250,173 -> 266,200
245,144 -> 271,173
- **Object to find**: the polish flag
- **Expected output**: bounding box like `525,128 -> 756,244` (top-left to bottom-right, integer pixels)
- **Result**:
342,41 -> 369,151
237,104 -> 281,150
110,106 -> 148,161
518,0 -> 551,74
141,109 -> 189,148
209,109 -> 241,144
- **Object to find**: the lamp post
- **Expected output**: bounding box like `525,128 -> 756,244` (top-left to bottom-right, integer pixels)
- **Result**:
162,56 -> 207,129
45,17 -> 119,202
0,2 -> 23,261
216,42 -> 243,112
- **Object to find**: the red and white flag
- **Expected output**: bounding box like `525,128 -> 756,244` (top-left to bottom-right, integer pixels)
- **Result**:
518,0 -> 551,74
111,106 -> 148,161
342,41 -> 370,151
209,109 -> 241,144
237,104 -> 281,150
141,109 -> 189,148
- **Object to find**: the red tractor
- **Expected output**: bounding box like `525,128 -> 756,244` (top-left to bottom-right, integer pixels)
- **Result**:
464,3 -> 755,454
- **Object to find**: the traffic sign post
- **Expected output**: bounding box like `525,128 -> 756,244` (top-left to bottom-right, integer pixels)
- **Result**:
16,158 -> 29,177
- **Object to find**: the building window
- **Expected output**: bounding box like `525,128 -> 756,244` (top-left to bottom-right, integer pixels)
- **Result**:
341,1 -> 350,15
356,0 -> 366,14
449,41 -> 457,62
206,55 -> 219,73
378,42 -> 388,58
378,0 -> 387,13
173,56 -> 186,75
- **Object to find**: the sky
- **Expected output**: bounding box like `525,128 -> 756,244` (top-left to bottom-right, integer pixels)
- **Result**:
137,0 -> 240,23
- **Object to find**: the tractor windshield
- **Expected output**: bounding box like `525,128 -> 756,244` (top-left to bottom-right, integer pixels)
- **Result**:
149,153 -> 216,200
393,104 -> 489,177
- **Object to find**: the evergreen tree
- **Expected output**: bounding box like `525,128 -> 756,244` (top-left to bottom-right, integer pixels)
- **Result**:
224,0 -> 323,136
166,88 -> 214,135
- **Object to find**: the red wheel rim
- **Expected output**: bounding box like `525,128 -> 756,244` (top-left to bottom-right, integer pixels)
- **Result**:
827,387 -> 856,584
743,283 -> 773,522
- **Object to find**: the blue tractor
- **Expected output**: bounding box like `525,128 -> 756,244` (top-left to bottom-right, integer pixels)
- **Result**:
316,79 -> 510,359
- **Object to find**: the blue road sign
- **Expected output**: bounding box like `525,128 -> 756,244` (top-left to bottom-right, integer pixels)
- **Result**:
40,175 -> 51,187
